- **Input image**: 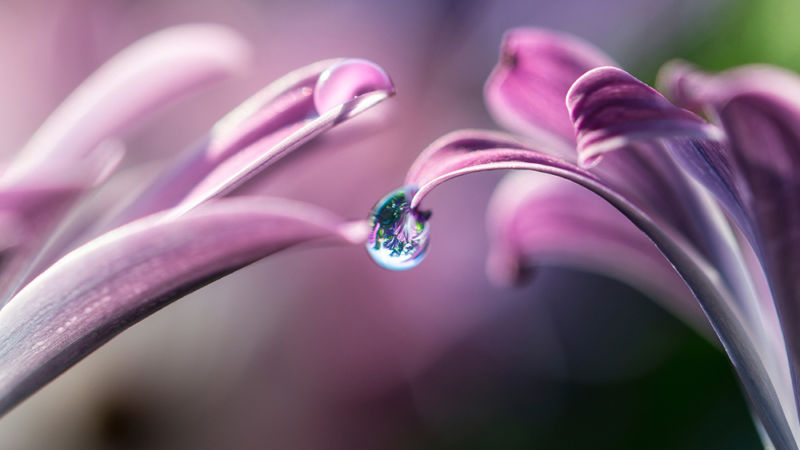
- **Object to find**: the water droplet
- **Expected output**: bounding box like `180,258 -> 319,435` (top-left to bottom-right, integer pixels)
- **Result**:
366,186 -> 430,270
313,59 -> 394,114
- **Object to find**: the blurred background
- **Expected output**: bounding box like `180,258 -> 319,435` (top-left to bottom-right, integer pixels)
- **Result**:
0,0 -> 796,448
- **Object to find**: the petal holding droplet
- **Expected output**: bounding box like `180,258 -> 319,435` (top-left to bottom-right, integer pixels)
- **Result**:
313,58 -> 395,114
392,129 -> 794,448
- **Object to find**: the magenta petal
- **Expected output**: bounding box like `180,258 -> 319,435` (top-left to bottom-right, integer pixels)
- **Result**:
114,58 -> 395,222
567,67 -> 754,250
486,172 -> 705,332
660,62 -> 800,409
0,25 -> 248,302
400,129 -> 793,447
9,24 -> 250,176
484,28 -> 614,156
568,66 -> 723,165
0,197 -> 365,415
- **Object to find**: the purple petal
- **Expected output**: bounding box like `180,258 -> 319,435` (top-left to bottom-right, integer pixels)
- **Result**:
484,28 -> 614,156
401,129 -> 794,447
8,24 -> 250,176
660,61 -> 800,409
19,58 -> 395,296
0,197 -> 366,416
0,25 -> 250,302
113,58 -> 395,223
486,172 -> 706,333
567,68 -> 762,312
567,66 -> 723,166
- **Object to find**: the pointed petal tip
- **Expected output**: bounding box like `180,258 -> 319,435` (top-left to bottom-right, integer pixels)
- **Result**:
484,28 -> 614,154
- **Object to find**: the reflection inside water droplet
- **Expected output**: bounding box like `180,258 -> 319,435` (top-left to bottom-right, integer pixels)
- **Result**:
366,186 -> 430,270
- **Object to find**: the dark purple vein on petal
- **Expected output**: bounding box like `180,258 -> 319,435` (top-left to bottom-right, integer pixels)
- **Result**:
402,130 -> 796,449
0,197 -> 367,416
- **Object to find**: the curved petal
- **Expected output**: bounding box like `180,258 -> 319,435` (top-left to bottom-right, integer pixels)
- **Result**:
486,172 -> 707,334
7,23 -> 250,178
0,25 -> 251,303
660,61 -> 800,411
567,67 -> 753,239
401,129 -> 796,448
568,66 -> 723,165
113,58 -> 395,223
484,28 -> 614,156
0,197 -> 367,416
17,59 -> 395,300
566,67 -> 768,334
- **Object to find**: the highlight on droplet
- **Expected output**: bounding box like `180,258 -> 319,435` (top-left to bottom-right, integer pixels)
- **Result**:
366,186 -> 430,270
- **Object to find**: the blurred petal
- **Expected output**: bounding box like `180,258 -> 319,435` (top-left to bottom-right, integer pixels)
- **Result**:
402,129 -> 794,447
0,197 -> 366,416
486,172 -> 706,334
0,25 -> 250,302
484,28 -> 614,156
8,23 -> 250,176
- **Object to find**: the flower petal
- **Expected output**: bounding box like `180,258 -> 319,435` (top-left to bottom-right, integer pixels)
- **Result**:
486,171 -> 707,333
401,129 -> 795,448
0,197 -> 366,416
7,23 -> 250,176
113,58 -> 395,223
0,25 -> 250,303
568,66 -> 724,165
17,59 -> 394,300
566,67 -> 766,330
484,28 -> 614,156
660,61 -> 800,411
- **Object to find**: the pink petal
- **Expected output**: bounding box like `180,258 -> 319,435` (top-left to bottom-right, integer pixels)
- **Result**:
0,197 -> 365,415
484,28 -> 614,156
660,61 -> 800,409
398,129 -> 793,447
9,23 -> 250,177
486,172 -> 706,333
113,58 -> 395,223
